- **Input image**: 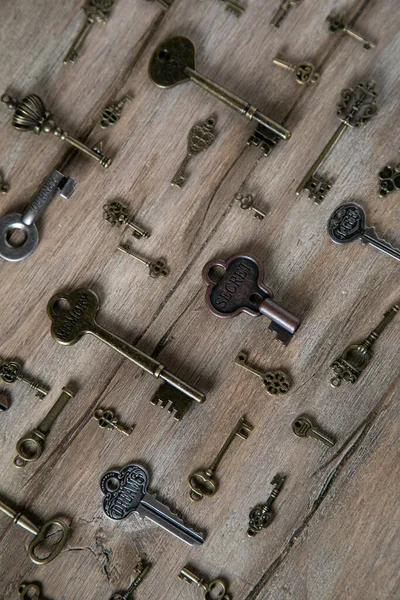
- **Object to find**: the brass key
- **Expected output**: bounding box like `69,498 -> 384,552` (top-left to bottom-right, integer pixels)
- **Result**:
179,566 -> 231,599
14,387 -> 75,468
234,192 -> 266,220
118,243 -> 169,278
296,81 -> 377,204
100,95 -> 132,129
47,288 -> 205,420
188,416 -> 253,501
171,116 -> 216,188
292,417 -> 335,447
94,408 -> 133,436
0,172 -> 9,194
0,360 -> 49,399
103,201 -> 149,239
111,559 -> 150,600
235,351 -> 290,395
247,474 -> 285,537
271,0 -> 303,28
273,56 -> 320,86
327,14 -> 376,50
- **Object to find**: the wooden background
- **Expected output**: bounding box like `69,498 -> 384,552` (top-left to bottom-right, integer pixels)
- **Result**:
0,0 -> 399,598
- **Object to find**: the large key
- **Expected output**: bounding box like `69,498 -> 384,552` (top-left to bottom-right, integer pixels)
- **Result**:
270,0 -> 303,28
203,254 -> 300,345
149,36 -> 290,142
296,81 -> 378,204
64,0 -> 117,64
101,463 -> 204,546
47,288 -> 205,420
292,417 -> 335,447
235,351 -> 290,395
0,170 -> 76,262
247,474 -> 285,537
328,202 -> 400,262
2,93 -> 112,168
0,360 -> 49,398
0,496 -> 69,564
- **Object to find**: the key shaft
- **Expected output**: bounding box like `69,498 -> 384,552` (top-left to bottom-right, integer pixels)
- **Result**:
363,229 -> 400,261
64,19 -> 93,64
271,0 -> 303,27
0,499 -> 39,535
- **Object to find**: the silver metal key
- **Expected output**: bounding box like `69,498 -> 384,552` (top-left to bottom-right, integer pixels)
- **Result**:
271,0 -> 303,28
101,463 -> 204,546
292,417 -> 335,447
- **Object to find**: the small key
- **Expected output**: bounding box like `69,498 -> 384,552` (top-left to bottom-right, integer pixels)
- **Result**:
14,387 -> 75,468
94,408 -> 133,435
18,583 -> 44,600
330,303 -> 399,388
0,391 -> 10,411
235,351 -> 290,395
100,95 -> 132,129
273,56 -> 320,86
328,202 -> 400,262
220,0 -> 245,17
2,93 -> 112,168
171,116 -> 216,188
64,0 -> 117,64
327,14 -> 376,50
179,566 -> 231,600
111,559 -> 151,600
118,243 -> 169,278
234,192 -> 266,220
0,169 -> 76,262
0,361 -> 49,398
296,81 -> 378,204
203,254 -> 300,345
188,416 -> 253,502
101,463 -> 204,546
0,172 -> 9,194
247,474 -> 285,537
292,417 -> 335,447
149,36 -> 290,142
103,201 -> 149,239
271,0 -> 303,28
47,288 -> 206,420
0,496 -> 68,564
378,154 -> 400,197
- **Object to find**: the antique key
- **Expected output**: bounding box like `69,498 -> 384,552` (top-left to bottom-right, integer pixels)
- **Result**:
64,0 -> 117,64
327,14 -> 376,50
103,201 -> 149,239
110,559 -> 150,600
18,583 -> 45,600
0,361 -> 49,398
247,474 -> 285,537
101,463 -> 204,545
171,116 -> 216,188
271,0 -> 303,28
94,408 -> 133,435
219,0 -> 245,17
273,56 -> 320,86
328,202 -> 400,262
235,351 -> 290,395
0,170 -> 76,262
100,95 -> 132,129
47,288 -> 206,420
0,497 -> 69,564
203,254 -> 300,345
378,153 -> 400,197
292,417 -> 335,447
296,81 -> 378,204
118,243 -> 169,278
14,387 -> 75,468
2,93 -> 112,168
179,566 -> 231,599
149,37 -> 290,142
330,303 -> 399,388
188,416 -> 253,501
234,192 -> 266,220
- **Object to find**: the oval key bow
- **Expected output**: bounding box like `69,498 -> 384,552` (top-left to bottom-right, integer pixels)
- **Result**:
205,579 -> 231,600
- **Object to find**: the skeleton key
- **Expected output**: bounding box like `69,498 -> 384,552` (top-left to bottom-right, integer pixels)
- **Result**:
247,474 -> 285,537
179,566 -> 231,600
103,201 -> 149,239
149,36 -> 290,142
188,416 -> 253,501
220,0 -> 245,17
94,408 -> 133,435
327,14 -> 376,50
0,169 -> 75,262
203,254 -> 300,345
100,95 -> 132,129
171,116 -> 216,188
328,202 -> 400,262
273,56 -> 320,86
2,93 -> 112,168
18,583 -> 44,600
101,463 -> 204,545
292,417 -> 335,447
296,81 -> 378,204
0,361 -> 49,398
118,243 -> 169,278
64,0 -> 117,64
47,288 -> 206,420
330,303 -> 399,388
14,387 -> 75,468
234,192 -> 266,220
110,559 -> 151,600
235,351 -> 290,395
271,0 -> 303,28
0,497 -> 69,564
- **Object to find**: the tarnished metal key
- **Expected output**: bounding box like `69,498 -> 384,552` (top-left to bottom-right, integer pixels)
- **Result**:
110,559 -> 150,600
327,14 -> 376,50
234,192 -> 266,220
94,408 -> 133,436
292,417 -> 335,447
271,0 -> 303,28
179,566 -> 231,599
235,351 -> 290,395
247,474 -> 285,537
171,116 -> 216,188
100,95 -> 132,129
0,361 -> 49,398
101,463 -> 204,546
103,201 -> 149,240
118,243 -> 169,278
47,288 -> 205,420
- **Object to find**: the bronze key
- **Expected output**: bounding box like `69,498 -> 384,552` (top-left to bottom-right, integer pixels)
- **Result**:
0,360 -> 49,399
327,14 -> 376,50
271,0 -> 303,28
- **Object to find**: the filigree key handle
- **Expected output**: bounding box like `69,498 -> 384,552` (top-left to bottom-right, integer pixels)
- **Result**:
273,56 -> 320,86
248,474 -> 285,537
179,566 -> 231,599
110,559 -> 150,600
171,117 -> 216,188
379,153 -> 400,197
2,93 -> 112,168
94,408 -> 133,435
235,351 -> 290,395
103,201 -> 149,239
0,360 -> 49,398
100,95 -> 132,129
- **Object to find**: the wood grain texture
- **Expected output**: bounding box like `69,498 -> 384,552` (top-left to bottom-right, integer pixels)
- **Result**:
0,0 -> 399,598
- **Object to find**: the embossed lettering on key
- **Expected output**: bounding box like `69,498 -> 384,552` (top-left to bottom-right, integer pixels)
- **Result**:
149,36 -> 290,142
47,288 -> 205,420
273,55 -> 320,86
110,559 -> 151,600
171,116 -> 216,188
179,566 -> 231,599
271,0 -> 303,28
328,202 -> 400,262
235,351 -> 290,395
2,93 -> 112,168
247,474 -> 284,537
0,360 -> 49,398
292,417 -> 335,447
101,463 -> 204,545
103,201 -> 149,240
327,14 -> 376,50
0,170 -> 76,262
203,254 -> 300,345
296,81 -> 378,204
330,303 -> 399,388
